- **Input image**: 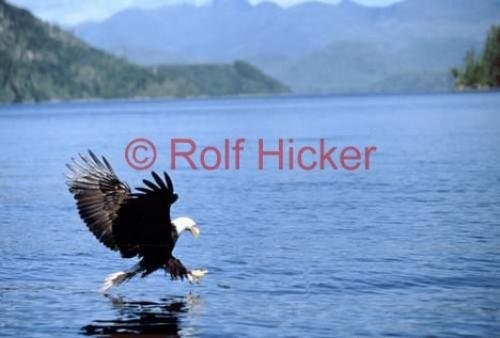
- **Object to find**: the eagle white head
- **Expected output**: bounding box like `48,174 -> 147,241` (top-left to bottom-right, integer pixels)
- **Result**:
172,217 -> 200,238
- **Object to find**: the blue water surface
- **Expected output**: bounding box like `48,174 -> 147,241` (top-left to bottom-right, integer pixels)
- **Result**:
0,93 -> 499,337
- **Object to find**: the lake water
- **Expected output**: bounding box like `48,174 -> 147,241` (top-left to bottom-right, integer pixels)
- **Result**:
0,93 -> 499,337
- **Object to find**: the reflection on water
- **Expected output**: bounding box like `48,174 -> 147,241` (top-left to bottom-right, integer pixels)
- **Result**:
82,294 -> 201,337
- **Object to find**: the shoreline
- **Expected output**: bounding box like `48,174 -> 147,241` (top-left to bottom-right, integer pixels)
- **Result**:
2,88 -> 500,108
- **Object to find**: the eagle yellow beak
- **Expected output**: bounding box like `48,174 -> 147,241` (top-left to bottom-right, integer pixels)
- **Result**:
190,225 -> 200,239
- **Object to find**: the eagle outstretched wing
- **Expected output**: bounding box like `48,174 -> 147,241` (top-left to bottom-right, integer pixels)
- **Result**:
66,151 -> 179,260
112,169 -> 178,260
66,151 -> 131,251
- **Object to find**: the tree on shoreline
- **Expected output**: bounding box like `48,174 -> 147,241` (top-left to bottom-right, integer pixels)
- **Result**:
452,26 -> 500,90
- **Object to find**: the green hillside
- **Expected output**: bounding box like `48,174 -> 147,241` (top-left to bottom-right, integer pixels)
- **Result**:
452,25 -> 500,90
0,0 -> 289,103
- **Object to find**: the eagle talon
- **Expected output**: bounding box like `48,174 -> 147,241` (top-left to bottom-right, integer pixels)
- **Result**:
187,269 -> 208,283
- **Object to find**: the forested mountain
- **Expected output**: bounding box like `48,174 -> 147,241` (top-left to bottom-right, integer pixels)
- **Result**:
0,0 -> 289,103
73,0 -> 500,94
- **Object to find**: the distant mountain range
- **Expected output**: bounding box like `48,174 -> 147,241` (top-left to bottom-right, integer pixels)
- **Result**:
0,0 -> 289,103
73,0 -> 500,94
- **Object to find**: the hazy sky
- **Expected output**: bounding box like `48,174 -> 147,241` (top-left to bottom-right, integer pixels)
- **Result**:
9,0 -> 405,25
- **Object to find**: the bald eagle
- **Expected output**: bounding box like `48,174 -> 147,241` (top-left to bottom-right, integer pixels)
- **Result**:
66,151 -> 207,292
